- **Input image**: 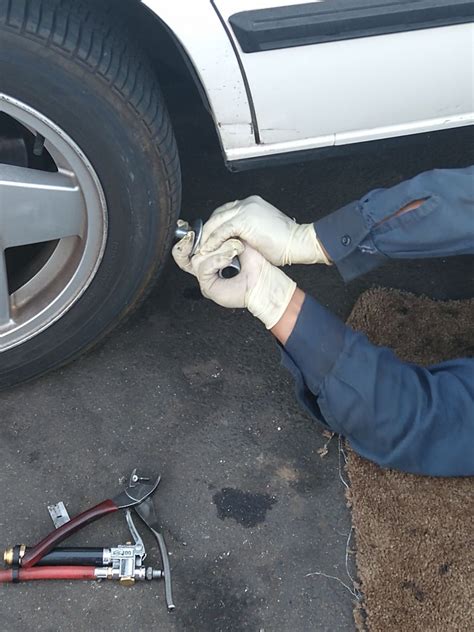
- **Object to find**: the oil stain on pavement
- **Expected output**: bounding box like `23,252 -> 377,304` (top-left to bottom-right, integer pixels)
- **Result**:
213,487 -> 277,528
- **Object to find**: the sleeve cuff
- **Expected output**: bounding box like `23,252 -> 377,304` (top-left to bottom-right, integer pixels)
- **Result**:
314,172 -> 450,281
315,200 -> 386,281
283,294 -> 346,394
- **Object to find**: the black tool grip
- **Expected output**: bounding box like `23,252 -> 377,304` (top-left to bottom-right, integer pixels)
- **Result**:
34,548 -> 104,566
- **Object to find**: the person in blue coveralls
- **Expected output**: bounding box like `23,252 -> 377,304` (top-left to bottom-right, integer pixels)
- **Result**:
173,168 -> 474,477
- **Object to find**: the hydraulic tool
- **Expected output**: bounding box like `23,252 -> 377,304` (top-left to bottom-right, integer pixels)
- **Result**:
1,468 -> 175,611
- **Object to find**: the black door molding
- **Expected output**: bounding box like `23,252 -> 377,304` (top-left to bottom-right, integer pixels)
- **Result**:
229,1 -> 474,53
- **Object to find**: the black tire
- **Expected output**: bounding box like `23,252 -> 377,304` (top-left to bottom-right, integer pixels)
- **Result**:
0,0 -> 181,389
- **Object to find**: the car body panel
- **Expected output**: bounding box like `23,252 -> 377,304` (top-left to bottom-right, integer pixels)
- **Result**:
143,0 -> 474,163
142,0 -> 256,151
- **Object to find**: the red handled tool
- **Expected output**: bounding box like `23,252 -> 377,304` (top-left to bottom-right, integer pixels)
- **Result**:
1,469 -> 175,611
20,468 -> 159,568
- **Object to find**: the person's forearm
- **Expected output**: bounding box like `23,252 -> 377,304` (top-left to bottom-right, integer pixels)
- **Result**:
278,292 -> 474,476
315,167 -> 474,282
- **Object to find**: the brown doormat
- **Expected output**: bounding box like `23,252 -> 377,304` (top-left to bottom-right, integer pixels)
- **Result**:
345,288 -> 474,632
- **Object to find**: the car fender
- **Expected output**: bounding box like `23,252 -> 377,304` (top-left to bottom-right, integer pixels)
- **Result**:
142,0 -> 256,155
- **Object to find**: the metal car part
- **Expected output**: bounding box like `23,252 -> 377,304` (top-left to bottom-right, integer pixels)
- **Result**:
143,1 -> 474,162
0,93 -> 108,353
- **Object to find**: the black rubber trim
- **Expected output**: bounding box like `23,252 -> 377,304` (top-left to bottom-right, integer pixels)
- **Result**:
229,1 -> 474,52
226,146 -> 337,172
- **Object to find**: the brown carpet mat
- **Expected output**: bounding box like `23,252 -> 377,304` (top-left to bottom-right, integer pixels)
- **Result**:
345,288 -> 474,632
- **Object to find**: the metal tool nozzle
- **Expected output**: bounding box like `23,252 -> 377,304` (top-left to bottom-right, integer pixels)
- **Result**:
175,218 -> 241,279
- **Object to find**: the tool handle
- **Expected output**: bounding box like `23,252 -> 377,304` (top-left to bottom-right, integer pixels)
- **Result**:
21,500 -> 118,568
149,526 -> 175,612
0,566 -> 97,583
35,548 -> 105,567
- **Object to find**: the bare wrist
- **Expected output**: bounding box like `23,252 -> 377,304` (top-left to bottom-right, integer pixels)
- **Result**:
271,287 -> 305,345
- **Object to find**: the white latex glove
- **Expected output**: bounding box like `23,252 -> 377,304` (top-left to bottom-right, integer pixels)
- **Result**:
172,235 -> 297,329
199,195 -> 330,266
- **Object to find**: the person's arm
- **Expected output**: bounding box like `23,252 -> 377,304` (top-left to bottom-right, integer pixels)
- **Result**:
316,166 -> 474,281
173,233 -> 474,477
274,291 -> 474,477
199,167 -> 473,281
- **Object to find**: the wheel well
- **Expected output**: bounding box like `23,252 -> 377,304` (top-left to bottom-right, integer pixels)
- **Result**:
113,0 -> 222,159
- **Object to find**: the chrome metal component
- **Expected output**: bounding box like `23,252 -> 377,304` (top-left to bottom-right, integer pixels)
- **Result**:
174,218 -> 203,256
47,502 -> 71,529
175,217 -> 240,279
174,221 -> 191,242
94,567 -> 109,580
125,509 -> 146,561
94,566 -> 159,582
131,567 -> 146,582
109,546 -> 136,561
117,553 -> 136,584
101,548 -> 112,565
0,93 -> 108,352
219,255 -> 241,279
106,544 -> 140,584
146,567 -> 163,581
99,510 -> 148,584
91,509 -> 148,585
129,468 -> 151,488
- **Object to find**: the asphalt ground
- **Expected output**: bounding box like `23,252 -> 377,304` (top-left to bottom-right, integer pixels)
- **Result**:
1,97 -> 473,632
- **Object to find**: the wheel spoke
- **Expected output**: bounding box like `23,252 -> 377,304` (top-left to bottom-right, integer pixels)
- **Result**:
0,95 -> 107,352
0,164 -> 85,249
0,250 -> 10,325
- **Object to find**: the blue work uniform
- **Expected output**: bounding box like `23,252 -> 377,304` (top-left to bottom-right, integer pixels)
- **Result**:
281,167 -> 474,476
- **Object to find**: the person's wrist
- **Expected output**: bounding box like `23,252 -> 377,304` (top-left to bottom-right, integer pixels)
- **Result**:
271,288 -> 305,345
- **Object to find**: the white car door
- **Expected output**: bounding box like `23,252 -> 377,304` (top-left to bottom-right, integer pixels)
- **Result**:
213,0 -> 474,161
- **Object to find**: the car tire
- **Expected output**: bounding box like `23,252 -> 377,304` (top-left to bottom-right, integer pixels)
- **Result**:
0,0 -> 180,389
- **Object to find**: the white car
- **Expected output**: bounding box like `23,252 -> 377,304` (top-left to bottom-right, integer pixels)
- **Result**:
0,0 -> 472,388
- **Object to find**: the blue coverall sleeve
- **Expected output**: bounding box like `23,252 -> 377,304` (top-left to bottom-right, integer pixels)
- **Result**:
281,167 -> 474,476
315,167 -> 474,281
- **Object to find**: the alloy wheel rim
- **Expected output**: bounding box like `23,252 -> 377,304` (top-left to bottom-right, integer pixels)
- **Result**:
0,94 -> 108,352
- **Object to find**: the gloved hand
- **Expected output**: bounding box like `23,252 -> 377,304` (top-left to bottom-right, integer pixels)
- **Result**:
172,234 -> 297,330
199,195 -> 330,266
